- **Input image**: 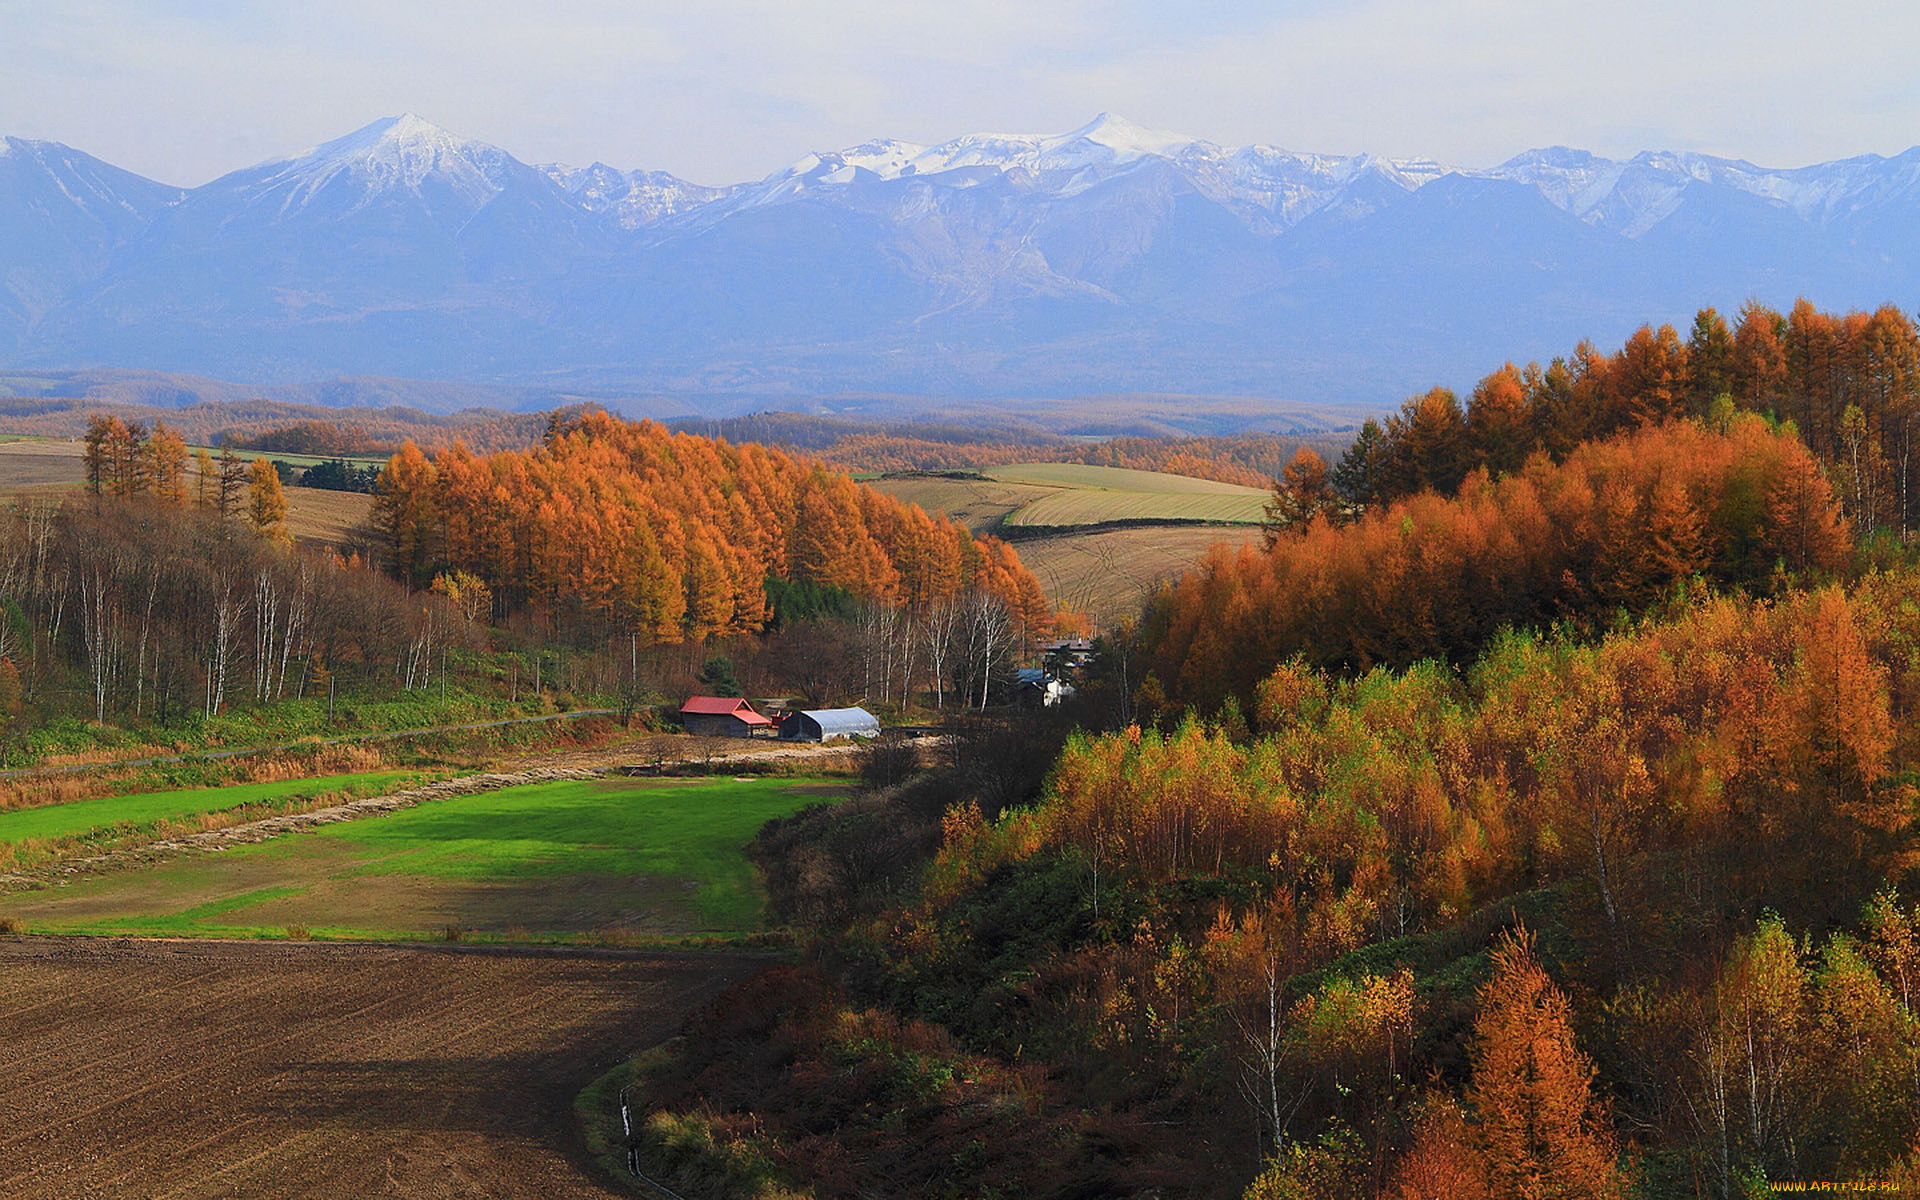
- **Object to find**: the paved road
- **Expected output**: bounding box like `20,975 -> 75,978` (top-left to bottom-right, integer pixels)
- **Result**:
0,709 -> 620,780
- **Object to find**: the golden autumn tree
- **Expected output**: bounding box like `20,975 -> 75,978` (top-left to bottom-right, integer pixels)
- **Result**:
191,447 -> 219,509
1613,323 -> 1690,427
372,440 -> 439,586
1465,928 -> 1624,1200
147,423 -> 188,505
246,457 -> 289,541
1467,363 -> 1533,477
1763,440 -> 1851,575
1392,1100 -> 1490,1200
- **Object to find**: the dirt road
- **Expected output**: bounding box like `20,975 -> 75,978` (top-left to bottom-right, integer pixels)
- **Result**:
0,937 -> 765,1198
0,710 -> 621,781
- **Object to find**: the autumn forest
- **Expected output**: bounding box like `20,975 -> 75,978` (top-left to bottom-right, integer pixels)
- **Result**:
6,297 -> 1920,1198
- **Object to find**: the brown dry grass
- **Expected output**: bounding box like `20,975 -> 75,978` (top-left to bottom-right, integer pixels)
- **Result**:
1012,524 -> 1263,630
0,770 -> 142,813
283,487 -> 373,548
0,438 -> 372,549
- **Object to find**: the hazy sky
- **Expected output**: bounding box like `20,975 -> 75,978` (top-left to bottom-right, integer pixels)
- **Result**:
5,0 -> 1918,187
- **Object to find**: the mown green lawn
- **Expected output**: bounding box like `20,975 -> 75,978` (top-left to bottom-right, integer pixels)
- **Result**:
3,776 -> 840,940
0,770 -> 418,844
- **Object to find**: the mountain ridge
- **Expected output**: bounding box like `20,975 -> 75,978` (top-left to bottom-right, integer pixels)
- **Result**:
5,114 -> 1919,409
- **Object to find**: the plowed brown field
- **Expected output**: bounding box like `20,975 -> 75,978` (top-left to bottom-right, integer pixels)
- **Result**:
0,937 -> 764,1198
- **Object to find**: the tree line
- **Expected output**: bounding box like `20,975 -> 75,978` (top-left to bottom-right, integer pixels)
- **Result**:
1152,414 -> 1848,708
1273,299 -> 1920,535
79,416 -> 289,539
0,501 -> 467,730
371,409 -> 1051,645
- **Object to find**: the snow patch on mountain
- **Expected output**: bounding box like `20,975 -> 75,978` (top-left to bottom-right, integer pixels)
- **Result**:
542,161 -> 728,228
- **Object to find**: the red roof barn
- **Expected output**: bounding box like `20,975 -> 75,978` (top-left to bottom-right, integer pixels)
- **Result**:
679,697 -> 774,738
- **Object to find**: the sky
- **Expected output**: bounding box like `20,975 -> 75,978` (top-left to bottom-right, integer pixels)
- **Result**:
4,0 -> 1919,188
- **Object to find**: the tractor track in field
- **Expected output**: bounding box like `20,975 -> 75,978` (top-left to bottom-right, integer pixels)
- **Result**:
0,935 -> 771,1199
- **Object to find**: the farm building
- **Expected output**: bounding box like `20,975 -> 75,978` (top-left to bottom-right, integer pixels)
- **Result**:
680,697 -> 775,738
1016,668 -> 1078,708
778,706 -> 881,742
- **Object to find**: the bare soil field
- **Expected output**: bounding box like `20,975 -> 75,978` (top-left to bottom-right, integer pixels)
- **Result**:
0,936 -> 764,1199
0,438 -> 84,487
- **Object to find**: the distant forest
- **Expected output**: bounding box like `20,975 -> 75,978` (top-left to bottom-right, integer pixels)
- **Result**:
0,396 -> 552,454
669,411 -> 1353,488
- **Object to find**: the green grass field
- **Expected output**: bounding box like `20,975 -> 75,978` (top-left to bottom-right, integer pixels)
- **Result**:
0,770 -> 417,845
985,462 -> 1264,495
1,776 -> 840,941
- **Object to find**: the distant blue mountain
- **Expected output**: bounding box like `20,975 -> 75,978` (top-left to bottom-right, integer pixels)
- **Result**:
4,113 -> 1919,412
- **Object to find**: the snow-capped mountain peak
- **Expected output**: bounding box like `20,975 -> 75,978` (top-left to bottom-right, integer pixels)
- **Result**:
11,114 -> 1920,413
1049,112 -> 1199,160
200,114 -> 540,227
261,113 -> 513,188
0,136 -> 183,223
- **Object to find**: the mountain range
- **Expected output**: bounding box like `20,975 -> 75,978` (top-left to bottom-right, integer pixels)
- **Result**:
4,113 -> 1919,417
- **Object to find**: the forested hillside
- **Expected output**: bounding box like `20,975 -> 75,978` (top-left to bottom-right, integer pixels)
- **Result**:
1152,415 -> 1846,706
626,302 -> 1920,1200
371,411 -> 1050,642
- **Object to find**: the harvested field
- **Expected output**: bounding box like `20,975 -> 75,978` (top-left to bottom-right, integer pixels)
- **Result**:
866,463 -> 1265,615
1012,524 -> 1262,629
0,438 -> 83,488
860,473 -> 1052,533
283,486 -> 373,548
0,935 -> 765,1199
0,436 -> 373,549
1002,486 -> 1266,527
866,462 -> 1268,534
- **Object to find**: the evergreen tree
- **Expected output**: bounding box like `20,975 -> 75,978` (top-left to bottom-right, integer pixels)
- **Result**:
697,655 -> 743,697
1331,420 -> 1386,514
